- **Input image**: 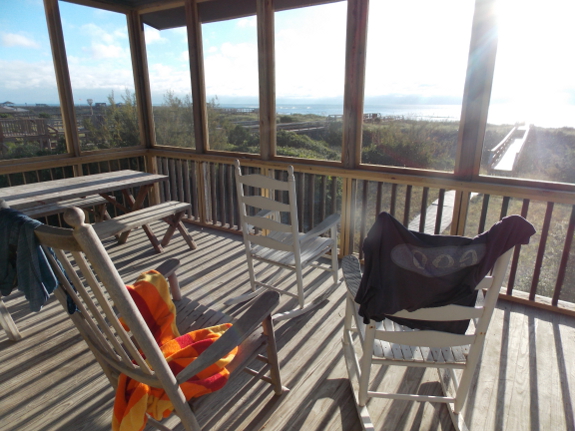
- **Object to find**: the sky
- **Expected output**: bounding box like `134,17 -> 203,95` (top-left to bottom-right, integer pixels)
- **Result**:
1,0 -> 574,127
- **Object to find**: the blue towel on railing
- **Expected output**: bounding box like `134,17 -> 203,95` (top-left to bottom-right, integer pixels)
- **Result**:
0,206 -> 58,312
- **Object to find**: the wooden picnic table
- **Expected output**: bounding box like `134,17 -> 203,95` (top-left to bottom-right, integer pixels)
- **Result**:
0,170 -> 165,212
0,170 -> 196,252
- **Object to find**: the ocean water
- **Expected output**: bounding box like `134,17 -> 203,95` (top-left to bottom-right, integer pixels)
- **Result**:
22,102 -> 575,129
222,103 -> 575,129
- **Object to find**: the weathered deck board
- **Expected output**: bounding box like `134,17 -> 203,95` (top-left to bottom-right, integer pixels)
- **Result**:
1,222 -> 574,431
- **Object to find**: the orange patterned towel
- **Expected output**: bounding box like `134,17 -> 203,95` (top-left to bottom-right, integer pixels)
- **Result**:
112,271 -> 237,431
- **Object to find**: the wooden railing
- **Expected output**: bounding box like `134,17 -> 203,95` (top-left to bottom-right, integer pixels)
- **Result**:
0,118 -> 59,149
2,150 -> 574,316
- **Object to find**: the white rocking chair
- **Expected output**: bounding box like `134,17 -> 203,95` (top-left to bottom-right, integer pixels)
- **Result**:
341,249 -> 512,431
229,160 -> 340,321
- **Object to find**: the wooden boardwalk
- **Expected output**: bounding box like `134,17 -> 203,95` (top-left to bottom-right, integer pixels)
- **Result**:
1,223 -> 574,431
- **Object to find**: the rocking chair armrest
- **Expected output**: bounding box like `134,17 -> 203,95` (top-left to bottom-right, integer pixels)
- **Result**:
300,213 -> 340,245
341,255 -> 362,297
151,258 -> 182,300
175,290 -> 280,384
154,258 -> 180,279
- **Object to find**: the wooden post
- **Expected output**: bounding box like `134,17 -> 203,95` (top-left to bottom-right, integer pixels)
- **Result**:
454,0 -> 499,181
340,177 -> 356,257
127,10 -> 155,150
127,10 -> 160,203
43,0 -> 82,175
342,0 -> 369,169
257,0 -> 276,160
185,0 -> 209,154
451,0 -> 498,234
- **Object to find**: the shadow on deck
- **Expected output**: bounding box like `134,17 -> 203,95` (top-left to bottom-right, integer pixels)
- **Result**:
0,223 -> 574,430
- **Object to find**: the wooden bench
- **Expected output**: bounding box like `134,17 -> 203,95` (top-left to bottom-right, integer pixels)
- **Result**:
92,200 -> 197,253
21,195 -> 109,220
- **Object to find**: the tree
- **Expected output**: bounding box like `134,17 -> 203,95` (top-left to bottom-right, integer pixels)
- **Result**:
153,91 -> 195,148
83,89 -> 140,149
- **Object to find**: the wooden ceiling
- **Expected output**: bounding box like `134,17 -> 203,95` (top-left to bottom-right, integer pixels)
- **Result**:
61,0 -> 342,29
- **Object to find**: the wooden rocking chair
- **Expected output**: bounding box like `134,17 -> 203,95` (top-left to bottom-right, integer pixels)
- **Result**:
34,207 -> 287,431
342,249 -> 513,431
228,160 -> 340,321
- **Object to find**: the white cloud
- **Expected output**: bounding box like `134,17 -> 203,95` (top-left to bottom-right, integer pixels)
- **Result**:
88,43 -> 126,59
67,60 -> 134,91
148,63 -> 192,99
1,33 -> 41,49
204,42 -> 258,97
178,50 -> 189,62
0,59 -> 57,90
81,23 -> 117,44
237,17 -> 256,28
362,0 -> 473,99
274,4 -> 347,99
145,27 -> 167,44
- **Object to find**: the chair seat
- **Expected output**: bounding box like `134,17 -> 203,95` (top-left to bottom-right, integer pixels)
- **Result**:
372,319 -> 469,365
251,231 -> 335,267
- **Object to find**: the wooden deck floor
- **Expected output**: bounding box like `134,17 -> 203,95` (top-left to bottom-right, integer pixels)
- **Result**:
1,223 -> 574,431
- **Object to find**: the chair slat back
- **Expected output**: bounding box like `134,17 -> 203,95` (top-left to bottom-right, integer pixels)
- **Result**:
342,248 -> 512,350
244,215 -> 293,233
236,173 -> 291,191
242,195 -> 291,213
235,160 -> 301,250
246,234 -> 295,252
379,248 -> 513,348
34,213 -> 177,388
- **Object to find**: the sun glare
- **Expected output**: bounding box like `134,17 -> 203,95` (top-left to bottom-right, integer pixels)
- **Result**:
492,0 -> 575,127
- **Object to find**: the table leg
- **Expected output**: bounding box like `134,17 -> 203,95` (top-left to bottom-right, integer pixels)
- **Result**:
142,224 -> 164,253
101,186 -> 162,251
160,211 -> 197,250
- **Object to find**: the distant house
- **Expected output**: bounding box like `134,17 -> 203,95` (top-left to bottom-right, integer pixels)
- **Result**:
0,101 -> 15,106
0,105 -> 28,114
95,103 -> 106,107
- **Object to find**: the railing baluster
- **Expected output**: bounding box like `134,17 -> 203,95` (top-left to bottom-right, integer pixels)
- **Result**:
191,161 -> 199,219
156,157 -> 165,203
176,159 -> 184,203
359,180 -> 369,261
530,202 -> 554,300
403,185 -> 412,226
296,172 -> 304,232
169,158 -> 177,201
225,163 -> 233,228
308,173 -> 316,229
419,187 -> 429,232
210,162 -> 217,224
163,157 -> 171,201
390,183 -> 397,217
435,189 -> 445,234
478,194 -> 490,234
552,204 -> 575,305
218,163 -> 226,226
319,175 -> 326,222
375,182 -> 383,217
183,160 -> 192,219
330,176 -> 337,216
507,199 -> 530,294
500,196 -> 510,219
